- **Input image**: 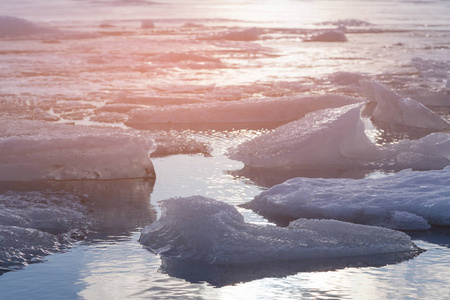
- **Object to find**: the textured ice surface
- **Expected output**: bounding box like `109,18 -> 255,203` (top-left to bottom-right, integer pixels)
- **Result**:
140,196 -> 418,264
0,118 -> 155,180
389,132 -> 450,171
228,102 -> 450,171
304,30 -> 347,42
126,95 -> 358,129
244,166 -> 450,230
228,103 -> 380,168
360,80 -> 450,129
0,191 -> 90,269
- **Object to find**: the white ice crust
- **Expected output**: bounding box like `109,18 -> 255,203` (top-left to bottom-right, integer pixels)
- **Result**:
305,30 -> 347,42
245,166 -> 450,230
360,80 -> 450,129
139,196 -> 418,264
228,103 -> 380,168
0,118 -> 156,181
126,94 -> 358,127
228,97 -> 450,171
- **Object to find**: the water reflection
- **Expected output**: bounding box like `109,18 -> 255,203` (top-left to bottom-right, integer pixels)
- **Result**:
157,251 -> 421,287
407,227 -> 450,249
229,166 -> 373,188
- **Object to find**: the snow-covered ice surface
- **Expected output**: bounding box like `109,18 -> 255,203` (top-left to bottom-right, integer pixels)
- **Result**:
243,166 -> 450,230
0,117 -> 156,180
140,196 -> 419,263
140,196 -> 420,286
1,0 -> 450,298
126,95 -> 358,129
228,102 -> 450,171
228,103 -> 380,169
360,80 -> 450,129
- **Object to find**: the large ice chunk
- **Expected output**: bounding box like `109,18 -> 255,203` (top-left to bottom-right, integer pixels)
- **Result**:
140,196 -> 419,265
0,118 -> 155,180
360,80 -> 450,130
228,101 -> 450,171
243,166 -> 450,230
125,95 -> 359,129
304,30 -> 347,42
227,103 -> 380,168
389,132 -> 450,171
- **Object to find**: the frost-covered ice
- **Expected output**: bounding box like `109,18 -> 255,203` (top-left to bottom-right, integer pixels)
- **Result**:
304,30 -> 347,42
360,80 -> 450,129
228,102 -> 450,171
126,95 -> 358,129
140,196 -> 419,264
389,132 -> 450,171
243,166 -> 450,230
0,118 -> 156,180
0,191 -> 90,269
228,103 -> 380,169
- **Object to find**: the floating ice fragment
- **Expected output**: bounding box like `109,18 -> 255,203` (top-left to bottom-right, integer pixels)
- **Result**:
243,166 -> 450,230
360,80 -> 450,129
140,196 -> 419,265
0,118 -> 156,180
126,94 -> 359,129
304,30 -> 347,42
228,100 -> 450,171
141,20 -> 155,29
228,103 -> 379,168
389,132 -> 450,170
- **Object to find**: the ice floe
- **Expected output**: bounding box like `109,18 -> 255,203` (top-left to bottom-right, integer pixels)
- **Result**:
140,196 -> 419,265
228,103 -> 380,169
0,118 -> 155,180
228,94 -> 450,171
304,30 -> 347,42
125,94 -> 359,129
360,80 -> 450,129
243,166 -> 450,230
